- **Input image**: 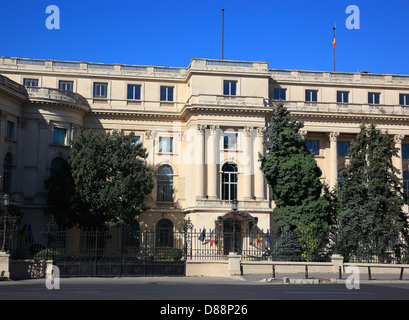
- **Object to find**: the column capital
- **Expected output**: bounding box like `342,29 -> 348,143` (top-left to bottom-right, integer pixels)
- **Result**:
394,134 -> 405,144
299,130 -> 308,139
196,124 -> 206,135
244,127 -> 252,136
146,130 -> 156,140
329,132 -> 340,142
256,127 -> 266,137
209,125 -> 219,135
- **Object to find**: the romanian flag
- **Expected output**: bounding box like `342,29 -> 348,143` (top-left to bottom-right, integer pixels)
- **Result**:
257,233 -> 260,246
210,230 -> 215,247
333,37 -> 336,49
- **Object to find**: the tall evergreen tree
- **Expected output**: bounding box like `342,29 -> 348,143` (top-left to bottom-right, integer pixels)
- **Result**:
337,124 -> 369,258
338,123 -> 409,262
261,103 -> 335,250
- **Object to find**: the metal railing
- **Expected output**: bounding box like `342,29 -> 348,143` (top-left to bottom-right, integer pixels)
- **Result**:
5,226 -> 409,265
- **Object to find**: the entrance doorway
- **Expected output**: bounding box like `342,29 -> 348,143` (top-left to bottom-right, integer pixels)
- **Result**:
223,217 -> 242,255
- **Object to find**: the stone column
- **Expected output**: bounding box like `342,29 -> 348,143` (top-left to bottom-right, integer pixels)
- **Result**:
195,125 -> 206,199
207,125 -> 219,199
254,127 -> 266,200
329,132 -> 340,188
243,127 -> 252,200
394,134 -> 404,182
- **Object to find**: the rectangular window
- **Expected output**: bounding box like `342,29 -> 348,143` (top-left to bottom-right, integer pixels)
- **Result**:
127,84 -> 141,100
306,140 -> 319,155
160,86 -> 174,102
400,94 -> 409,106
93,82 -> 108,98
402,144 -> 409,159
337,141 -> 350,157
223,80 -> 237,96
223,133 -> 237,150
337,91 -> 349,103
132,135 -> 141,145
23,78 -> 38,87
368,92 -> 380,105
6,121 -> 15,140
273,88 -> 287,100
59,80 -> 74,92
53,127 -> 67,145
305,90 -> 318,102
159,137 -> 173,153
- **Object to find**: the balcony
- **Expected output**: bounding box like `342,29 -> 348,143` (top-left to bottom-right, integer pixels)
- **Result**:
187,94 -> 268,109
0,74 -> 26,96
25,87 -> 90,111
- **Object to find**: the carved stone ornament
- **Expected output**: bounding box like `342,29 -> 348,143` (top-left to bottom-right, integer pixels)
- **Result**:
329,131 -> 340,141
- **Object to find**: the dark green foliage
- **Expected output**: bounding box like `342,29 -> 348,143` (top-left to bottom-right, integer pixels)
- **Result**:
261,103 -> 335,246
271,225 -> 302,261
338,123 -> 409,261
33,249 -> 61,261
44,161 -> 79,229
44,129 -> 156,229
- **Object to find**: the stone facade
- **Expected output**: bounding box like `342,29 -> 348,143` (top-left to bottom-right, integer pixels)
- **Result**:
0,56 -> 408,235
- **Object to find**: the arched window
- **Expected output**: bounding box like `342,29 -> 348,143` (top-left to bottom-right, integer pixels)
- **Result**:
3,153 -> 13,193
222,163 -> 238,201
156,219 -> 174,247
157,165 -> 173,202
50,157 -> 67,177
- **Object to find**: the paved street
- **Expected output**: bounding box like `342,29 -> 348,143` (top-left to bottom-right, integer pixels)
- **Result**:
0,275 -> 409,301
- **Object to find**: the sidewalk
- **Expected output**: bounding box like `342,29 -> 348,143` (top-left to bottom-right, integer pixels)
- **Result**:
239,271 -> 409,284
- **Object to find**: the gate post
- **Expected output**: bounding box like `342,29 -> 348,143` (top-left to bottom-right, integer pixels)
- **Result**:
331,253 -> 344,274
228,252 -> 241,277
0,251 -> 10,279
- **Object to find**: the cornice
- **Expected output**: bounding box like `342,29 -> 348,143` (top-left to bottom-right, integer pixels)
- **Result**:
291,111 -> 409,123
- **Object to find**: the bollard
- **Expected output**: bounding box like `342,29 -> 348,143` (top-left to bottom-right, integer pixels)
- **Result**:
338,266 -> 342,280
305,265 -> 308,279
240,262 -> 243,276
400,267 -> 404,281
368,266 -> 372,280
272,265 -> 275,278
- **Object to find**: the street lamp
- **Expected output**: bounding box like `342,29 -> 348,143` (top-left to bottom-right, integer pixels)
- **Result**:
232,199 -> 238,212
1,194 -> 9,252
231,199 -> 238,253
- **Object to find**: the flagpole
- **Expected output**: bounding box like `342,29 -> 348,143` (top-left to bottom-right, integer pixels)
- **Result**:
222,7 -> 225,60
333,22 -> 336,72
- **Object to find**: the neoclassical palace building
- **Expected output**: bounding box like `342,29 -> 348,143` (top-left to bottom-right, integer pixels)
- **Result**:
1,56 -> 409,234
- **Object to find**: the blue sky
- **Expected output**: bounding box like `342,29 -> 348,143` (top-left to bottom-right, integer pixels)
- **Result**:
1,0 -> 409,74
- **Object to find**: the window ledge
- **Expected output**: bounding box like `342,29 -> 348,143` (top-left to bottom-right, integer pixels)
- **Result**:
50,143 -> 70,148
5,137 -> 17,143
157,152 -> 176,155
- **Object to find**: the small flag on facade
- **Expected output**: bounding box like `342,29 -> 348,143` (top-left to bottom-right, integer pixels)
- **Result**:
266,230 -> 272,246
257,233 -> 260,245
198,229 -> 206,242
210,230 -> 215,247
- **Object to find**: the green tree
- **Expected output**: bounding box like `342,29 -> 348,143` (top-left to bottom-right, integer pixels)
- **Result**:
45,129 -> 156,229
261,103 -> 335,248
338,123 -> 409,262
271,224 -> 302,261
44,161 -> 80,229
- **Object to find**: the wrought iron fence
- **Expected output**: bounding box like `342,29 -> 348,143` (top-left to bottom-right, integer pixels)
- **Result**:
6,225 -> 409,265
